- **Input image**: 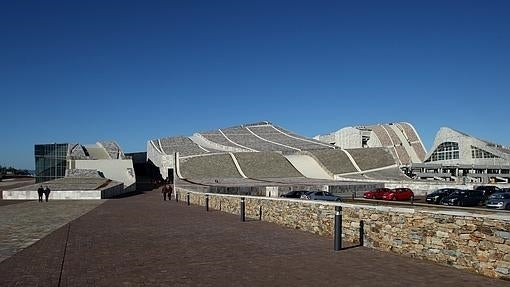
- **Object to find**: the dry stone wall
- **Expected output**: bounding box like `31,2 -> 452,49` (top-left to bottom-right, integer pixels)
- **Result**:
175,188 -> 510,280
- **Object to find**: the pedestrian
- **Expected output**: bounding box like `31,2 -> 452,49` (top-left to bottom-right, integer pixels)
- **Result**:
43,186 -> 51,202
37,185 -> 44,202
161,184 -> 169,201
168,184 -> 173,200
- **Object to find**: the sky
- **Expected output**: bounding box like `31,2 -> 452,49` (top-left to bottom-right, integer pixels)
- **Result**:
1,0 -> 509,169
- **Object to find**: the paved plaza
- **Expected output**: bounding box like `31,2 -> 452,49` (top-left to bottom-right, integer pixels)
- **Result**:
0,200 -> 104,263
0,189 -> 508,286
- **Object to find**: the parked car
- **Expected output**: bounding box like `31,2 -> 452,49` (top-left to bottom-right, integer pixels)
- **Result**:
363,188 -> 392,199
426,188 -> 461,204
280,190 -> 308,198
382,188 -> 414,201
474,185 -> 501,198
440,190 -> 484,207
300,191 -> 342,202
485,192 -> 510,210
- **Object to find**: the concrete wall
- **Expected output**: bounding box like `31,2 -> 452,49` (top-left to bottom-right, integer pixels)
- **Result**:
3,182 -> 124,200
146,140 -> 174,179
3,189 -> 102,200
174,188 -> 510,280
73,159 -> 136,192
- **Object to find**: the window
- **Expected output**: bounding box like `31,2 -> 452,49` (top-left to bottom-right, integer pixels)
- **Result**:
35,143 -> 68,183
471,146 -> 500,159
425,142 -> 459,162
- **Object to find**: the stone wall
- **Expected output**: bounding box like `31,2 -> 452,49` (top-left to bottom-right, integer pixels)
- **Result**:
175,188 -> 510,280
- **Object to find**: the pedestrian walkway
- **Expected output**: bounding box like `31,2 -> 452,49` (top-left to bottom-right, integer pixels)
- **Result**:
0,189 -> 507,286
0,200 -> 104,262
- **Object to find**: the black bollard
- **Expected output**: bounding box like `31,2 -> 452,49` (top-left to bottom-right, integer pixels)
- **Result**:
206,194 -> 209,211
259,206 -> 262,221
175,191 -> 179,203
187,193 -> 190,206
334,206 -> 342,251
359,220 -> 364,247
352,192 -> 355,200
240,197 -> 246,222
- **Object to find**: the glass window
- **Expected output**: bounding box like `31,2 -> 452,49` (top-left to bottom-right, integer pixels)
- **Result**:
425,142 -> 459,162
35,143 -> 68,183
471,146 -> 500,159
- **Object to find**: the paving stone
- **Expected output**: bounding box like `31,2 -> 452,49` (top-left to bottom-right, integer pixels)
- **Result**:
0,190 -> 508,286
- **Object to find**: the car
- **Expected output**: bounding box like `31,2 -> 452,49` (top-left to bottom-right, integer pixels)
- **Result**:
485,192 -> 510,210
440,190 -> 484,207
426,188 -> 461,204
474,185 -> 501,198
363,188 -> 392,199
381,188 -> 414,201
300,191 -> 342,202
280,190 -> 308,198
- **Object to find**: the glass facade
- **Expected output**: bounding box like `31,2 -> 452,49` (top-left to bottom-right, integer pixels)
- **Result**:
471,146 -> 500,159
35,144 -> 69,183
425,142 -> 459,162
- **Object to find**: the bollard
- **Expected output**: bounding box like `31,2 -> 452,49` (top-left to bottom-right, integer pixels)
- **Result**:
187,193 -> 190,206
259,206 -> 262,221
334,206 -> 342,251
206,194 -> 209,211
175,191 -> 179,203
240,197 -> 246,222
352,192 -> 355,200
359,220 -> 364,247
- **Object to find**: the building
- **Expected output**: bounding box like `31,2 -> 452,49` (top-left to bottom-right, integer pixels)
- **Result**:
409,127 -> 510,183
35,141 -> 136,191
314,122 -> 426,166
35,143 -> 68,183
147,121 -> 408,185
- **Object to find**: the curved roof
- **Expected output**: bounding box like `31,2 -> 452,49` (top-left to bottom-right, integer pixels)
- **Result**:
151,121 -> 336,158
424,127 -> 510,165
315,122 -> 426,165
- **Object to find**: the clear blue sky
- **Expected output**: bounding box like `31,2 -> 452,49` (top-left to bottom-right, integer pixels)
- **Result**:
1,0 -> 509,169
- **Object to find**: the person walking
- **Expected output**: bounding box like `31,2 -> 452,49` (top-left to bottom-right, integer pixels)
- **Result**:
43,186 -> 51,202
161,184 -> 170,201
37,185 -> 44,202
168,184 -> 173,201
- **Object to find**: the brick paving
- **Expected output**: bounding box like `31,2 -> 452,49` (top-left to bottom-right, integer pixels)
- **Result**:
0,189 -> 508,286
0,200 -> 104,263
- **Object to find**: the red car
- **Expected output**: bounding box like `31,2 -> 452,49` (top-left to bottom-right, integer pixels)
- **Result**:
382,188 -> 414,201
363,188 -> 393,199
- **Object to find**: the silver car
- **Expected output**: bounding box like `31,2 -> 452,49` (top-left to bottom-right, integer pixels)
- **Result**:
485,192 -> 510,210
300,191 -> 342,202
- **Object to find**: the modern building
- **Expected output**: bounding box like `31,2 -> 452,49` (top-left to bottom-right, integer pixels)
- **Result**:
314,122 -> 427,166
409,127 -> 510,183
147,121 -> 407,185
35,141 -> 136,191
35,143 -> 68,183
